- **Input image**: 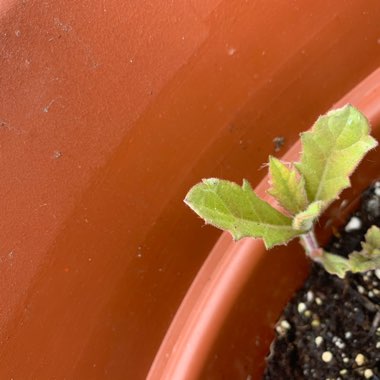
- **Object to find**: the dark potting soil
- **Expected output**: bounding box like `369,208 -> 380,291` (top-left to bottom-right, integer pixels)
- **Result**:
264,182 -> 380,380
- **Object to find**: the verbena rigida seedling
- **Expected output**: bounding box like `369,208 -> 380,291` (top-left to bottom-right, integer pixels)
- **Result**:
184,105 -> 379,278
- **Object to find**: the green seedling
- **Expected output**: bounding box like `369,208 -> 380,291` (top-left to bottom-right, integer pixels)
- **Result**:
184,105 -> 380,278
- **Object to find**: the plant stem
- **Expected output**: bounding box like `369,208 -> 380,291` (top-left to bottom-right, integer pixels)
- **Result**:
300,230 -> 323,260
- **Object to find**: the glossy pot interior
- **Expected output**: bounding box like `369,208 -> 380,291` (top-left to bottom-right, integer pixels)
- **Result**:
1,1 -> 380,379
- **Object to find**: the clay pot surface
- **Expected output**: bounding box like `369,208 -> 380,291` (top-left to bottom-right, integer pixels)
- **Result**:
1,1 -> 380,379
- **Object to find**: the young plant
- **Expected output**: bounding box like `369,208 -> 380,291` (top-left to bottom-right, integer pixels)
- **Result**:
184,105 -> 380,278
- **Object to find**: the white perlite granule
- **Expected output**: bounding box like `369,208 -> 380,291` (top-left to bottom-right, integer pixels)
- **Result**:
354,353 -> 366,366
297,302 -> 307,314
321,351 -> 333,363
344,216 -> 362,232
315,336 -> 323,347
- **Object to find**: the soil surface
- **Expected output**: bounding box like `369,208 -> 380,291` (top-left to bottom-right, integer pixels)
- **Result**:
264,182 -> 380,380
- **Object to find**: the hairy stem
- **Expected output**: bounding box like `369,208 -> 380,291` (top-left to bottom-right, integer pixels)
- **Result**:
300,230 -> 322,260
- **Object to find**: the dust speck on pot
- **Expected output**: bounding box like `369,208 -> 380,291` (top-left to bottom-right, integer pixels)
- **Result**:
227,46 -> 237,56
272,136 -> 285,152
52,150 -> 62,159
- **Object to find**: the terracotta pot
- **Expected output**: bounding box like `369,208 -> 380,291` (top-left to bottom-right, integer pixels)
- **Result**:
1,1 -> 380,379
148,70 -> 380,380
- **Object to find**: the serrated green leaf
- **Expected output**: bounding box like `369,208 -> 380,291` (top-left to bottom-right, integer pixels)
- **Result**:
320,252 -> 351,278
348,252 -> 380,273
362,225 -> 380,253
348,225 -> 380,272
184,178 -> 303,248
268,156 -> 308,214
292,201 -> 324,231
322,227 -> 380,276
295,105 -> 378,207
